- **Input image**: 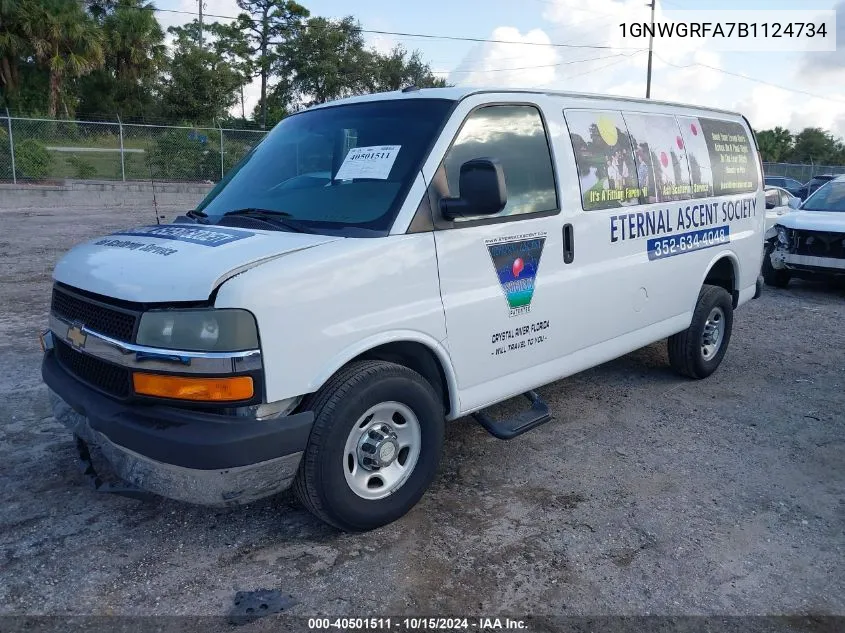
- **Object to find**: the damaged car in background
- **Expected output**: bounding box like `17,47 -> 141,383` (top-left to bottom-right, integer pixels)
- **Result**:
763,175 -> 845,288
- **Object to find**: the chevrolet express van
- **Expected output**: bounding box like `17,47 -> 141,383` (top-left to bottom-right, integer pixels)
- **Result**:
41,88 -> 764,531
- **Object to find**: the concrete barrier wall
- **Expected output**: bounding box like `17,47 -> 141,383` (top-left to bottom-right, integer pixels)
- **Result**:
0,180 -> 214,211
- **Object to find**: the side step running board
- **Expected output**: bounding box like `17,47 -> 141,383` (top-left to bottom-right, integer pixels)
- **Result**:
472,390 -> 553,440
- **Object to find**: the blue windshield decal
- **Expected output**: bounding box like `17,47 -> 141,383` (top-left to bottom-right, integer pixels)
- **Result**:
114,225 -> 254,247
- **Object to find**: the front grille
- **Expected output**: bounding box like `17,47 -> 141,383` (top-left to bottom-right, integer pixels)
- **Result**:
55,339 -> 131,399
792,230 -> 845,260
51,286 -> 138,342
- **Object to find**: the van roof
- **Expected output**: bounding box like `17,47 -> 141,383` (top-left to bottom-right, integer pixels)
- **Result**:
309,87 -> 745,119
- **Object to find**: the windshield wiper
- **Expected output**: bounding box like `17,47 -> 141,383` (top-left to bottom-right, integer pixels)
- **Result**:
219,208 -> 312,233
185,209 -> 209,223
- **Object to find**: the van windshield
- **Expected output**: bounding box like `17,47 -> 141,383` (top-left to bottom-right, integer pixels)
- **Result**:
197,99 -> 454,236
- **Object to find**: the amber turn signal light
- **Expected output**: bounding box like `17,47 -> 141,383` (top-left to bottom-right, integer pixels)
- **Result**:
132,373 -> 254,402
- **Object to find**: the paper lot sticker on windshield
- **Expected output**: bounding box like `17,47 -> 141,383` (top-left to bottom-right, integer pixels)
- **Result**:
114,225 -> 255,247
486,232 -> 546,317
335,145 -> 401,180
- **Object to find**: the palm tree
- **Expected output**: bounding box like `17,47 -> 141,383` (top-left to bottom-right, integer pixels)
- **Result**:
24,0 -> 104,117
0,0 -> 25,93
75,0 -> 165,118
103,0 -> 165,82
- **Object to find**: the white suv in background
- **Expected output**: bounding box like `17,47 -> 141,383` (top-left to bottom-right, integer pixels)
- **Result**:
763,175 -> 845,287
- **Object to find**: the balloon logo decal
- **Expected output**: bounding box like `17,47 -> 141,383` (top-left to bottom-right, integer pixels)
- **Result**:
486,236 -> 547,315
597,116 -> 618,147
690,123 -> 698,136
676,136 -> 684,150
660,151 -> 669,168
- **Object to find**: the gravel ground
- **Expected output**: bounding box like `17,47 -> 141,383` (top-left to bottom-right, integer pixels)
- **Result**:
0,203 -> 843,620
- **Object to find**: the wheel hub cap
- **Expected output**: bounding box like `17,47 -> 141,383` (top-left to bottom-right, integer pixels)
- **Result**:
343,401 -> 422,500
358,424 -> 400,470
701,306 -> 724,359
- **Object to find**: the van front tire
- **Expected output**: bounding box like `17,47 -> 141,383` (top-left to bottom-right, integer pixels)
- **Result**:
668,284 -> 733,379
293,360 -> 444,532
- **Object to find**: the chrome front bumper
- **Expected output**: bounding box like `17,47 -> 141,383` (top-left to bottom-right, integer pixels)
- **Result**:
777,253 -> 845,271
50,390 -> 303,506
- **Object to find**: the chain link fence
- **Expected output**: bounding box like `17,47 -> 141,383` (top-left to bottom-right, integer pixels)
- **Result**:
763,162 -> 845,182
4,114 -> 845,187
0,111 -> 268,184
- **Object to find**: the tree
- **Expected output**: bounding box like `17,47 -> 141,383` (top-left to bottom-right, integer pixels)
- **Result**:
279,16 -> 379,107
755,127 -> 793,163
368,45 -> 447,92
235,0 -> 309,128
85,0 -> 117,22
788,127 -> 841,165
77,0 -> 166,118
251,87 -> 289,127
206,21 -> 252,119
161,21 -> 243,122
23,0 -> 104,117
0,0 -> 26,94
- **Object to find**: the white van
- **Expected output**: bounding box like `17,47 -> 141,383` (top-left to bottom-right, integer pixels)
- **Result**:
41,88 -> 764,531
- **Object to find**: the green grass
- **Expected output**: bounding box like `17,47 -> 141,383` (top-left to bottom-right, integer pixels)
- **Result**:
46,151 -> 124,180
40,149 -> 223,181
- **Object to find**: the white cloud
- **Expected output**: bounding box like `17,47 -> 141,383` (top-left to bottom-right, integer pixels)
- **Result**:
735,85 -> 845,138
798,1 -> 845,81
442,0 -> 845,140
367,32 -> 401,55
448,27 -> 559,88
160,0 -> 845,137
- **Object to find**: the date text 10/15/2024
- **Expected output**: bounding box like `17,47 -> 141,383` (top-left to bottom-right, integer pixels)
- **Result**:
307,617 -> 528,631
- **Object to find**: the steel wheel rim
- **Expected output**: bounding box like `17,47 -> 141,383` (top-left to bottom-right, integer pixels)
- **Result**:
342,401 -> 421,500
701,306 -> 725,360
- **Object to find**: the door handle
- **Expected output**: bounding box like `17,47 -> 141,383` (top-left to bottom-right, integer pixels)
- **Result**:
563,223 -> 574,264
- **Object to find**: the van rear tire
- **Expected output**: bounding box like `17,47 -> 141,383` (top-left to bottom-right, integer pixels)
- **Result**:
668,284 -> 733,379
293,360 -> 444,532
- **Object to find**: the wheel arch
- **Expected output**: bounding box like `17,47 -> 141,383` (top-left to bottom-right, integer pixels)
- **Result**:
701,252 -> 740,308
307,332 -> 459,418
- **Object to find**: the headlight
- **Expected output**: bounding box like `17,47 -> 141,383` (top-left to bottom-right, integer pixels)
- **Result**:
776,226 -> 790,246
136,309 -> 259,352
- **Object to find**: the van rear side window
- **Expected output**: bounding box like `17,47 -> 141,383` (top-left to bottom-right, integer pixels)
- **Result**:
694,117 -> 759,195
565,109 -> 758,211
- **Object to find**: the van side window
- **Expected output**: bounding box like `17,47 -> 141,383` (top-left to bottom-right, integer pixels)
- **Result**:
694,117 -> 758,194
676,116 -> 715,198
564,109 -> 641,211
623,112 -> 693,203
443,105 -> 557,221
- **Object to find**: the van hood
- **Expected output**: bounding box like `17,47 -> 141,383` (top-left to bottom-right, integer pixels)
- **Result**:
53,223 -> 341,302
775,210 -> 845,233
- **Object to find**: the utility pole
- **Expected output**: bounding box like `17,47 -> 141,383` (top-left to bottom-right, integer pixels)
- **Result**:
198,0 -> 204,48
645,0 -> 655,99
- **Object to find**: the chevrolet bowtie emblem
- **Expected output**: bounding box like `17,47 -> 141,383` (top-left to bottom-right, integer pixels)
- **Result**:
66,325 -> 87,349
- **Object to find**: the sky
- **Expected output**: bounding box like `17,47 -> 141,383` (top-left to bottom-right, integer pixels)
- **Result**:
156,0 -> 845,138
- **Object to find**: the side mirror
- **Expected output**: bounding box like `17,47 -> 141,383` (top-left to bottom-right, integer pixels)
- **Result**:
441,158 -> 507,220
788,196 -> 801,209
764,192 -> 778,210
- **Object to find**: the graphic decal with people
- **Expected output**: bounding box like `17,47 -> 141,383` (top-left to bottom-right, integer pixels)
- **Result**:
623,112 -> 692,204
565,110 -> 641,211
566,109 -> 757,211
